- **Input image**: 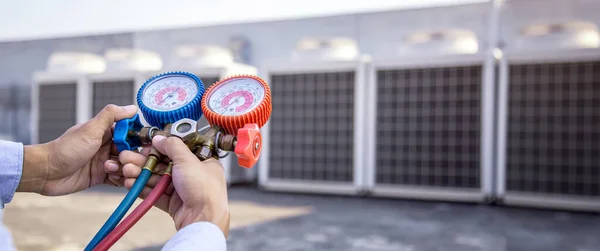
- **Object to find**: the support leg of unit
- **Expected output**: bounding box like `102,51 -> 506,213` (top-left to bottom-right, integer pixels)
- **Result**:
482,195 -> 496,204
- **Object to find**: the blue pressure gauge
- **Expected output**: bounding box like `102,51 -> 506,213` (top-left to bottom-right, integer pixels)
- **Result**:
137,71 -> 205,129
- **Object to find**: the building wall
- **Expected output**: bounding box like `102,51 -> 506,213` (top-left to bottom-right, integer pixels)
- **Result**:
0,34 -> 134,86
0,33 -> 133,143
4,0 -> 600,87
0,2 -> 493,86
133,2 -> 491,67
499,0 -> 600,51
2,0 -> 600,144
133,15 -> 360,67
357,3 -> 490,59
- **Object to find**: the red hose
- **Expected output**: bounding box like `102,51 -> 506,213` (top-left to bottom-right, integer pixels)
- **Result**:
93,174 -> 172,251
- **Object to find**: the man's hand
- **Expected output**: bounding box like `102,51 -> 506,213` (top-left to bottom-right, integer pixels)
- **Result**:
116,135 -> 230,237
17,104 -> 138,196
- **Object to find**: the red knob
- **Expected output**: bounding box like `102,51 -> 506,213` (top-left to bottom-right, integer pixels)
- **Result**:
234,124 -> 262,168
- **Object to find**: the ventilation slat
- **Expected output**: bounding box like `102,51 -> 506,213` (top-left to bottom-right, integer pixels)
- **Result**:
375,65 -> 482,189
38,83 -> 77,143
92,80 -> 135,116
506,61 -> 600,197
269,71 -> 355,182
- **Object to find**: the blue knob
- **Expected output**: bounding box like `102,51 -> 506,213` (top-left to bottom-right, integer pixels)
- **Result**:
113,113 -> 144,153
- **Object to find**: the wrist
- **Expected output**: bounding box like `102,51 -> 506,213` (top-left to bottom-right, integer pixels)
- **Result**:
179,204 -> 230,237
17,143 -> 51,194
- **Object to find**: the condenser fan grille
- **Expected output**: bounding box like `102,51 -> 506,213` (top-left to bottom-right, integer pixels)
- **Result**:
376,65 -> 482,189
269,71 -> 355,182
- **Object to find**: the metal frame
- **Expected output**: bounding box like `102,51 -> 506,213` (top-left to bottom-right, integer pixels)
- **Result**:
496,48 -> 600,211
365,53 -> 494,202
258,59 -> 369,195
145,64 -> 259,185
31,72 -> 90,144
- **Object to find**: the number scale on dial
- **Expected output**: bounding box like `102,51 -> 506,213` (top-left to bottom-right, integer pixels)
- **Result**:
208,78 -> 265,116
142,76 -> 199,112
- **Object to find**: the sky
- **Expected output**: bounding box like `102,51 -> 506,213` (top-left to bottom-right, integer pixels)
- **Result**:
0,0 -> 487,42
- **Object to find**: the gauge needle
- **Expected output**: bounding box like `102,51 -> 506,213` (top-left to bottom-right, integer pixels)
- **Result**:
221,96 -> 241,113
158,87 -> 180,105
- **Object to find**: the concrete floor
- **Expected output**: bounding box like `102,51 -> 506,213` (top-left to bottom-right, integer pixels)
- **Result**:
4,186 -> 600,251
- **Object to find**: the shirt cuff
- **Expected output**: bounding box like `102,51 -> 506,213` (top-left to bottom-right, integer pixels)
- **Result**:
0,141 -> 23,208
162,222 -> 227,251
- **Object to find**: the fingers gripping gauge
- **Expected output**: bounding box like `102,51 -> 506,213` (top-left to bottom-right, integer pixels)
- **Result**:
138,71 -> 205,129
202,75 -> 272,168
98,73 -> 271,251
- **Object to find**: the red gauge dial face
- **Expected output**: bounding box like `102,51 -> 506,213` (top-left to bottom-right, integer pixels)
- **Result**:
207,77 -> 265,116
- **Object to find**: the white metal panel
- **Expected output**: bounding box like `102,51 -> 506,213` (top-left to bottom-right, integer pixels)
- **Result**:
260,179 -> 360,195
501,193 -> 600,212
366,54 -> 491,202
496,48 -> 600,211
499,0 -> 600,52
357,2 -> 490,60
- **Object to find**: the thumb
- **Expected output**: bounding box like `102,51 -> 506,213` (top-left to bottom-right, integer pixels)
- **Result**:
152,135 -> 197,165
93,104 -> 138,129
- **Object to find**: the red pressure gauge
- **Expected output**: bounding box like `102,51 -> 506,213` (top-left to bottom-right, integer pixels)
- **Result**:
201,75 -> 272,135
201,75 -> 272,168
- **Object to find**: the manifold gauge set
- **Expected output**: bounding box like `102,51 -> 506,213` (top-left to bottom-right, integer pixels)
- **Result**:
85,71 -> 272,251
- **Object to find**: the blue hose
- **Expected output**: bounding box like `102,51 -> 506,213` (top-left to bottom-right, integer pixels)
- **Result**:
84,169 -> 152,251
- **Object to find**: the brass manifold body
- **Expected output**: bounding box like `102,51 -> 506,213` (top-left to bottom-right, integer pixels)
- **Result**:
128,118 -> 238,171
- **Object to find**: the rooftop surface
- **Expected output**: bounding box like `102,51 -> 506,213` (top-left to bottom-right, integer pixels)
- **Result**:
5,185 -> 599,251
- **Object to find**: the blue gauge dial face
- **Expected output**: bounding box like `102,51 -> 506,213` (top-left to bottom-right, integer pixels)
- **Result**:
141,75 -> 199,112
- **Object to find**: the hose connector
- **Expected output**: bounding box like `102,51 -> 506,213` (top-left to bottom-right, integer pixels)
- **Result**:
164,162 -> 173,176
142,155 -> 159,172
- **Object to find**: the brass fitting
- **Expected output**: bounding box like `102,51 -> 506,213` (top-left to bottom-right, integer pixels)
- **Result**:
196,146 -> 213,160
138,127 -> 159,145
219,134 -> 236,152
142,155 -> 159,172
194,126 -> 219,160
125,119 -> 238,163
155,124 -> 173,137
164,162 -> 173,175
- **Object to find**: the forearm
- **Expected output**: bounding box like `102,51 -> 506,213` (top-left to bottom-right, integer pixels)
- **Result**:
17,144 -> 50,194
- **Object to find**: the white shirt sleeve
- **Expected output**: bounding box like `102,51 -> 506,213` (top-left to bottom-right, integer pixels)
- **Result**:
162,222 -> 227,251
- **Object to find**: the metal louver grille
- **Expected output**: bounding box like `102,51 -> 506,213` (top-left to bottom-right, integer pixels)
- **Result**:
269,72 -> 355,182
506,62 -> 600,196
197,76 -> 220,129
38,83 -> 77,143
92,80 -> 134,116
375,66 -> 482,188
